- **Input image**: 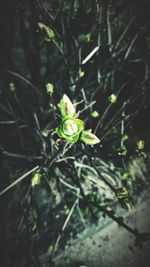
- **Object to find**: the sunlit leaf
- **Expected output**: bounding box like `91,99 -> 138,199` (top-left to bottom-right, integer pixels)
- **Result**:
58,94 -> 76,118
80,130 -> 100,145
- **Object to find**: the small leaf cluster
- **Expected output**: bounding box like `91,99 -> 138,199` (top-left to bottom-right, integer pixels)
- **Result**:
56,94 -> 100,145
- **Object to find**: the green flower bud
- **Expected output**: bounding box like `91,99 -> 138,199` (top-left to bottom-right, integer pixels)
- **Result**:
63,119 -> 78,136
46,83 -> 54,95
38,22 -> 55,42
108,94 -> 117,103
56,117 -> 84,144
79,70 -> 85,77
136,140 -> 144,151
91,111 -> 99,118
118,145 -> 127,156
31,172 -> 41,187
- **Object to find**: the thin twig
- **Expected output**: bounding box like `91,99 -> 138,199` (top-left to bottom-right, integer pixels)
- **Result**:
90,201 -> 138,236
0,166 -> 39,197
85,153 -> 117,193
81,46 -> 99,65
51,196 -> 79,259
7,70 -> 40,94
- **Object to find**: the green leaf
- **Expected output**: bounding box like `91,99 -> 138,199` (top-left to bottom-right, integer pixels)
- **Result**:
78,33 -> 91,42
31,172 -> 41,187
118,145 -> 127,156
121,134 -> 129,142
108,94 -> 117,103
121,172 -> 131,181
75,118 -> 84,132
80,130 -> 100,145
116,187 -> 128,199
58,94 -> 75,118
38,22 -> 55,42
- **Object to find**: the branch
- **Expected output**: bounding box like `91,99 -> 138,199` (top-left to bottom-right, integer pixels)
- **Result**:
0,166 -> 39,197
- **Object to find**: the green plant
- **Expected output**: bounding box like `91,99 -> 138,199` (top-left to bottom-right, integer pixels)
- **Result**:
0,1 -> 150,266
56,94 -> 100,145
